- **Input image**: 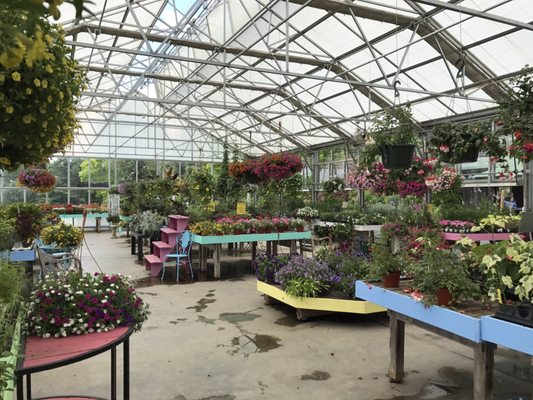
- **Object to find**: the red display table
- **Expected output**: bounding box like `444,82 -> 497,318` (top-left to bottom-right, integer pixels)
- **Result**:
16,327 -> 133,400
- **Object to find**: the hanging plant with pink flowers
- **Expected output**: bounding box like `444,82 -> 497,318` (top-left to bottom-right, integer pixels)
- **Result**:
17,167 -> 56,193
229,152 -> 303,184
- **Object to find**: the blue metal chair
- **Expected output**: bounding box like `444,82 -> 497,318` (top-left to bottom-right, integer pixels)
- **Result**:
161,230 -> 193,283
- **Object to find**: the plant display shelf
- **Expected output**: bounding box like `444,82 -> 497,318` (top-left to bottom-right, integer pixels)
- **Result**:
192,231 -> 311,279
58,213 -> 109,232
480,316 -> 533,356
257,281 -> 385,321
15,327 -> 133,400
354,280 -> 522,400
441,232 -> 520,242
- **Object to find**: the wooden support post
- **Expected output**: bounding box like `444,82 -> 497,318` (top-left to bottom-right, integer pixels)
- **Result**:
199,245 -> 207,273
389,311 -> 405,383
473,342 -> 495,400
252,242 -> 257,260
289,240 -> 297,253
266,241 -> 272,255
214,244 -> 222,279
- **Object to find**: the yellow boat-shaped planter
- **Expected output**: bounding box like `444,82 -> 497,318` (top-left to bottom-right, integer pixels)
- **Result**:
256,280 -> 386,320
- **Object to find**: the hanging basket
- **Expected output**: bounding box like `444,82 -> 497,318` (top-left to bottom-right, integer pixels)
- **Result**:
379,145 -> 416,169
440,146 -> 479,164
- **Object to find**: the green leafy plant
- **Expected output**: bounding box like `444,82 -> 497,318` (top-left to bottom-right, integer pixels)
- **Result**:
368,242 -> 406,278
321,177 -> 345,195
1,202 -> 44,246
129,211 -> 165,239
368,105 -> 417,148
469,235 -> 533,303
0,259 -> 24,396
407,247 -> 480,305
0,219 -> 16,251
429,121 -> 504,163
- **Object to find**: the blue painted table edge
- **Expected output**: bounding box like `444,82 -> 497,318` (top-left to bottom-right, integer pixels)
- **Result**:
355,281 -> 482,342
0,249 -> 36,262
480,316 -> 533,355
191,231 -> 311,245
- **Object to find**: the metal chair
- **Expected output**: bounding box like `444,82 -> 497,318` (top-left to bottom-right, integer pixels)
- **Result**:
161,230 -> 193,283
36,245 -> 82,280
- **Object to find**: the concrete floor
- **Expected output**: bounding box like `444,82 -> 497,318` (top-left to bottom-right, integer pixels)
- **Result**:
27,231 -> 532,400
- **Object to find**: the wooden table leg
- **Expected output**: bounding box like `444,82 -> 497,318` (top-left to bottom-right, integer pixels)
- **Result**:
473,342 -> 495,400
96,217 -> 101,233
252,242 -> 257,260
266,241 -> 272,255
199,245 -> 207,273
214,244 -> 221,279
272,241 -> 278,255
130,235 -> 136,255
388,311 -> 405,383
289,240 -> 297,253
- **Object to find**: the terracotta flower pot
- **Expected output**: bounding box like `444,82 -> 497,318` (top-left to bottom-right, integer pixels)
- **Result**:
436,288 -> 453,306
382,271 -> 401,288
296,226 -> 304,232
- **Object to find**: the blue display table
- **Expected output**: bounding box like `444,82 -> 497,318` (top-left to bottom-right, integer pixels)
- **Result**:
192,231 -> 311,278
355,281 -> 495,400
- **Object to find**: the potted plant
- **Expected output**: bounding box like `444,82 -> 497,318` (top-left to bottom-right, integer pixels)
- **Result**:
469,235 -> 533,326
290,219 -> 305,232
0,11 -> 86,171
40,222 -> 83,252
25,271 -> 150,337
430,122 -> 478,163
2,203 -> 44,247
368,242 -> 405,288
407,247 -> 480,306
367,105 -> 418,169
106,215 -> 121,239
17,168 -> 56,193
498,67 -> 533,162
129,211 -> 165,240
321,177 -> 346,196
0,220 -> 16,252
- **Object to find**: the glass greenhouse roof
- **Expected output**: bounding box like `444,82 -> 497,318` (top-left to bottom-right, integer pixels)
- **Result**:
58,0 -> 533,161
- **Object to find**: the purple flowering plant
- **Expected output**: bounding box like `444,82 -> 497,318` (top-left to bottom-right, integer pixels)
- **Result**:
25,271 -> 150,338
275,254 -> 338,297
253,253 -> 289,284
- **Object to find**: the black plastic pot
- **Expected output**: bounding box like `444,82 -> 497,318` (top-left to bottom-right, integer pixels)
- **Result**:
379,145 -> 416,169
494,303 -> 533,328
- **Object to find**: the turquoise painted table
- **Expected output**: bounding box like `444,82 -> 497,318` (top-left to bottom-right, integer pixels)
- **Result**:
355,281 -> 496,400
59,212 -> 109,232
1,249 -> 36,275
192,231 -> 311,278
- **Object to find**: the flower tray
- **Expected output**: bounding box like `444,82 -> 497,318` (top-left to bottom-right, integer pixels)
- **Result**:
493,303 -> 533,328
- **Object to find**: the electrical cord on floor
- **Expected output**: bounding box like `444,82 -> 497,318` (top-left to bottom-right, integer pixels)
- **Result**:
80,234 -> 104,273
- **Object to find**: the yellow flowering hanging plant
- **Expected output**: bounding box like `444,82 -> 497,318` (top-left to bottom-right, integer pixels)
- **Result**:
0,10 -> 86,170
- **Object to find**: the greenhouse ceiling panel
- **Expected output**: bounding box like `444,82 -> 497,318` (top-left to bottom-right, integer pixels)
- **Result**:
58,0 -> 533,161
